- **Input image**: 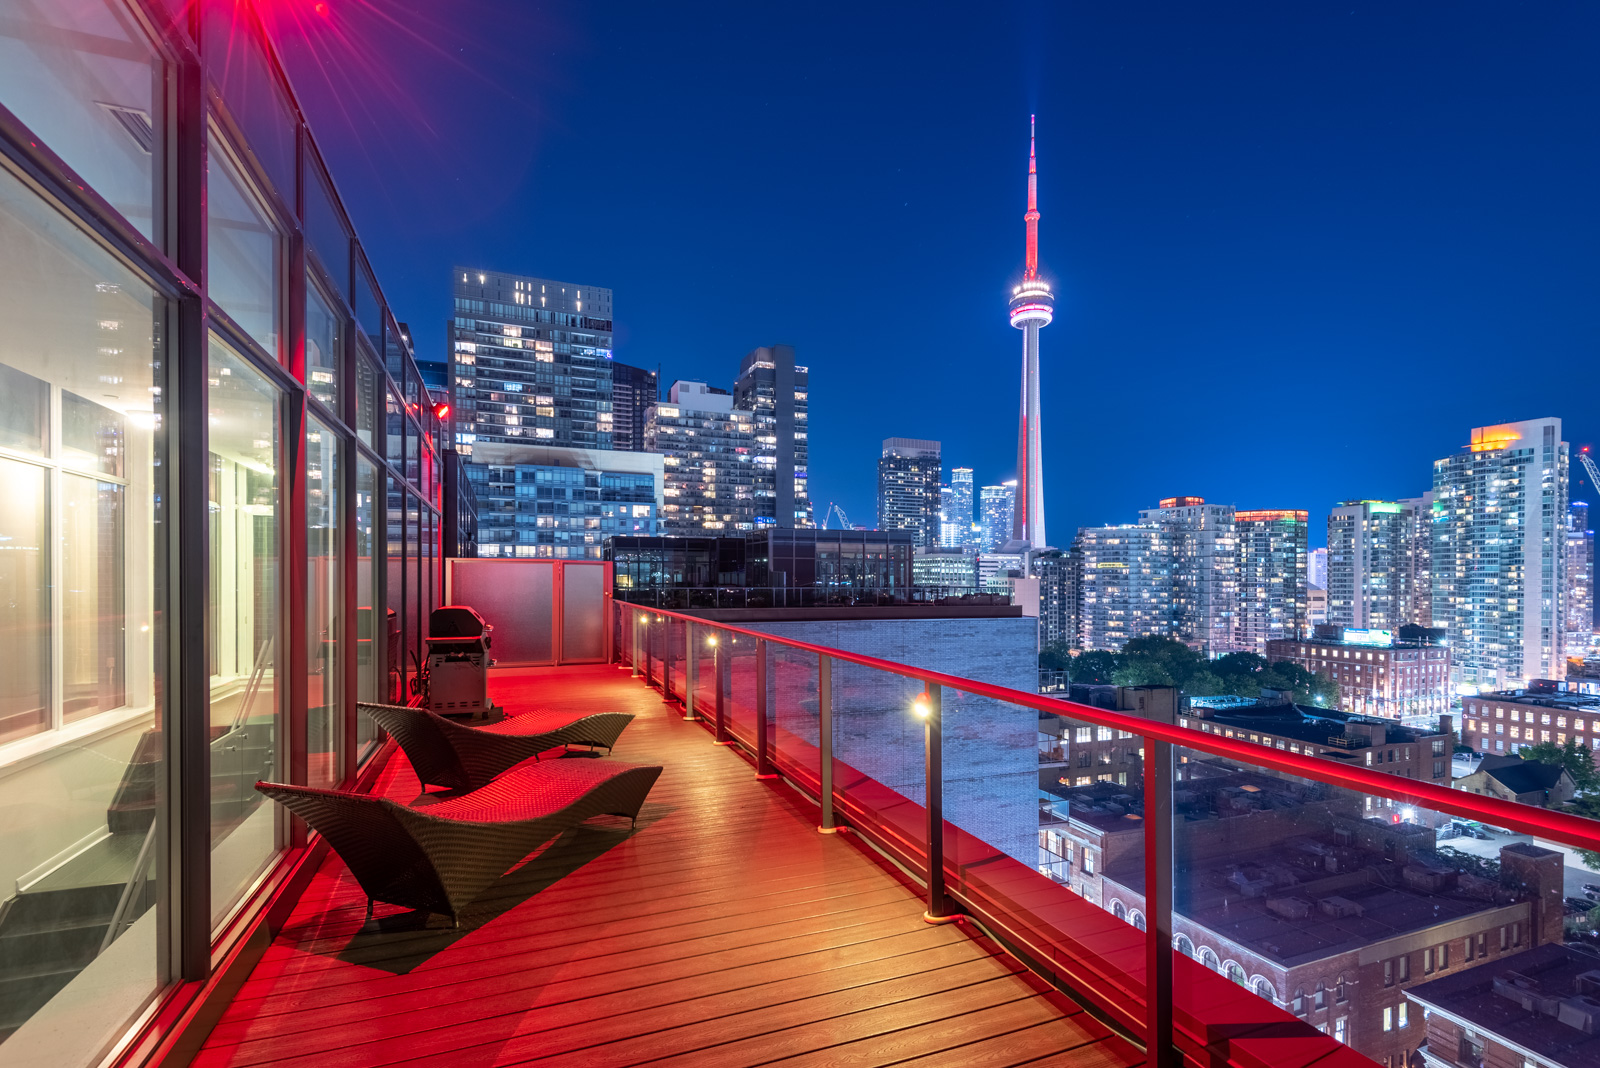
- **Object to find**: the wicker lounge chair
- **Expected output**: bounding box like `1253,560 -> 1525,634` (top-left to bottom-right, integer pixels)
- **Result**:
358,701 -> 635,793
256,758 -> 662,924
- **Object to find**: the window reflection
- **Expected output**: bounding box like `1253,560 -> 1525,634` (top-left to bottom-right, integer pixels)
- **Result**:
207,336 -> 281,925
306,418 -> 342,787
0,0 -> 163,240
306,280 -> 342,414
0,161 -> 166,1062
207,135 -> 282,359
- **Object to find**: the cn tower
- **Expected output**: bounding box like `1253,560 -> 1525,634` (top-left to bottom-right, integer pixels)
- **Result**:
1009,115 -> 1053,549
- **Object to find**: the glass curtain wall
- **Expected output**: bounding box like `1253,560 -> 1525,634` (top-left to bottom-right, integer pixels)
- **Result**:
206,337 -> 282,925
0,0 -> 442,1059
0,146 -> 167,1060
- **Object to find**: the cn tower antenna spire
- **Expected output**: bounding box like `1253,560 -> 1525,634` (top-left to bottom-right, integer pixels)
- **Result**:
1024,113 -> 1040,281
1008,114 -> 1053,550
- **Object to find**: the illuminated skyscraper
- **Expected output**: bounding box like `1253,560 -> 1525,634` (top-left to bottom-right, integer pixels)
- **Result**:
1008,116 -> 1054,548
940,466 -> 974,548
979,482 -> 1016,553
878,438 -> 942,548
1432,418 -> 1569,687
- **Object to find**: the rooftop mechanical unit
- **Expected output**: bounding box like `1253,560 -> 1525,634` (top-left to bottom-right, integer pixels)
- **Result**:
426,606 -> 496,717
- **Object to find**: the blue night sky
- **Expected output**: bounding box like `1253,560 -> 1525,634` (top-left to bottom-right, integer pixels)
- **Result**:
272,1 -> 1600,546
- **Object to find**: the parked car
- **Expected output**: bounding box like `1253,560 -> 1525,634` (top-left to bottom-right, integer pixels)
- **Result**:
1585,883 -> 1600,895
1566,897 -> 1597,915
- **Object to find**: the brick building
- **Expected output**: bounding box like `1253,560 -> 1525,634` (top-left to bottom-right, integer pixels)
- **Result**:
1045,764 -> 1566,1068
1269,626 -> 1452,719
1180,700 -> 1456,808
1460,682 -> 1600,764
1407,942 -> 1600,1068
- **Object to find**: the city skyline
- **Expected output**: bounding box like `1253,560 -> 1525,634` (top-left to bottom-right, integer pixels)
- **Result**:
272,5 -> 1600,552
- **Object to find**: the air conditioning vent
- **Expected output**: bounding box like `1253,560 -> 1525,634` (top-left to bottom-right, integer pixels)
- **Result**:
98,102 -> 155,154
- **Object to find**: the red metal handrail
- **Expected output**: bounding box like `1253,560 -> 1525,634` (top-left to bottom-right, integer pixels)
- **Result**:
620,603 -> 1600,854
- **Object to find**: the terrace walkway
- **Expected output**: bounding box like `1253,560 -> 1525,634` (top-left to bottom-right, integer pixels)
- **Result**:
193,664 -> 1139,1068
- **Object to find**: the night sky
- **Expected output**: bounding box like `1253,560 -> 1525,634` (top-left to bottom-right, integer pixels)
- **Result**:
270,1 -> 1600,546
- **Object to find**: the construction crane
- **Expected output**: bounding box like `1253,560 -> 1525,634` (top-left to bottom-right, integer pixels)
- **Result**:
1580,446 -> 1600,501
820,502 -> 855,530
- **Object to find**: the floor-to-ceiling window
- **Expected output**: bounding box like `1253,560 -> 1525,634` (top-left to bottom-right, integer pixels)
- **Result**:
306,417 -> 342,787
0,149 -> 167,1064
206,336 -> 283,927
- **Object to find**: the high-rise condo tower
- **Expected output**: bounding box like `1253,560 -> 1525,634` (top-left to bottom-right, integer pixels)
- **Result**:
1009,116 -> 1053,548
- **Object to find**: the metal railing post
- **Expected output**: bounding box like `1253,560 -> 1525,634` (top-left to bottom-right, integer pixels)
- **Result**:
662,617 -> 676,704
644,613 -> 655,688
713,634 -> 732,744
755,638 -> 776,779
683,621 -> 697,720
630,607 -> 640,677
923,683 -> 957,923
818,654 -> 837,833
1144,735 -> 1176,1068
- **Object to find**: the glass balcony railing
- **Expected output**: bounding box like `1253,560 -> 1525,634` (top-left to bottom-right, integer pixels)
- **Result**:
614,600 -> 1600,1068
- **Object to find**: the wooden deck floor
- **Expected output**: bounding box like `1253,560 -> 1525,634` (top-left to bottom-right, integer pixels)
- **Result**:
193,665 -> 1140,1068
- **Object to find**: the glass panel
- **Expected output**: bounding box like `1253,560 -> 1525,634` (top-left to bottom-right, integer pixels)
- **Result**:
406,496 -> 420,681
386,475 -> 405,702
768,644 -> 822,789
305,279 -> 341,415
203,4 -> 297,203
306,418 -> 341,788
207,134 -> 282,359
405,416 -> 419,486
447,560 -> 553,665
0,362 -> 49,455
385,386 -> 403,467
354,456 -> 380,759
61,390 -> 125,477
0,164 -> 167,1063
353,264 -> 382,354
0,458 -> 49,743
61,474 -> 124,723
354,352 -> 377,448
207,335 -> 282,926
561,563 -> 605,661
0,0 -> 163,240
302,158 -> 349,293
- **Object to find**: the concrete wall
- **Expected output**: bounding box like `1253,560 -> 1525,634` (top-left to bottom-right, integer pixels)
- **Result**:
743,615 -> 1039,866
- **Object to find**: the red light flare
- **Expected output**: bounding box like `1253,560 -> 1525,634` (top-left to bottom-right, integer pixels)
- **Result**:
433,401 -> 450,420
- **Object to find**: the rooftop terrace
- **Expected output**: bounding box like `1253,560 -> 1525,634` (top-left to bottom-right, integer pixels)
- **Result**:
194,666 -> 1134,1068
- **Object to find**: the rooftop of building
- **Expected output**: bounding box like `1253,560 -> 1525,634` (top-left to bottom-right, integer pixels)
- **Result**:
1102,809 -> 1538,968
1474,685 -> 1600,712
1470,755 -> 1573,794
1187,701 -> 1450,752
1405,942 -> 1600,1068
1281,624 -> 1449,650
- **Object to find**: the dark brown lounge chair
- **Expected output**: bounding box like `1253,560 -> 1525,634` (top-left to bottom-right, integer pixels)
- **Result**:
358,701 -> 635,792
256,758 -> 662,924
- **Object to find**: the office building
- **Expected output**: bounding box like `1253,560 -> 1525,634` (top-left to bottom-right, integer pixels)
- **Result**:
450,268 -> 614,454
1570,500 -> 1595,655
1308,546 -> 1328,589
980,482 -> 1017,553
1459,682 -> 1600,760
1034,548 -> 1082,649
467,442 -> 661,559
1307,585 -> 1329,629
1327,499 -> 1430,631
1407,943 -> 1600,1068
1138,497 -> 1238,656
913,547 -> 980,590
0,8 -> 452,1056
1432,419 -> 1570,688
877,438 -> 942,548
1268,626 -> 1452,720
979,547 -> 1029,594
609,359 -> 658,453
733,344 -> 812,528
1235,509 -> 1309,654
645,381 -> 757,535
1076,524 -> 1173,651
940,466 -> 975,548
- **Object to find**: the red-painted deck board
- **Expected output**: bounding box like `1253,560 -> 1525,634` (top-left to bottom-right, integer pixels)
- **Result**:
194,665 -> 1139,1068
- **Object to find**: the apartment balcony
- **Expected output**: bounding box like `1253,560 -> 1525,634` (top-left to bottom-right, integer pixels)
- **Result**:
179,594 -> 1600,1068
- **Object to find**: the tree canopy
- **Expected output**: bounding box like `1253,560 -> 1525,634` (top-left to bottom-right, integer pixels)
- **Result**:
1042,637 -> 1339,707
